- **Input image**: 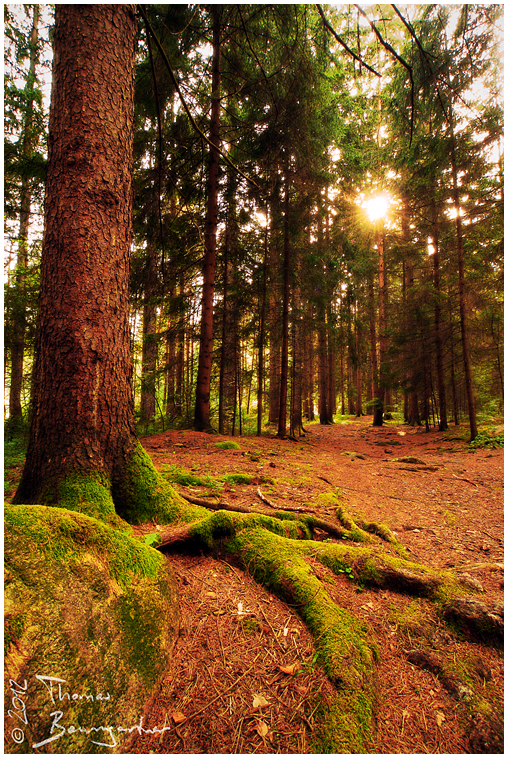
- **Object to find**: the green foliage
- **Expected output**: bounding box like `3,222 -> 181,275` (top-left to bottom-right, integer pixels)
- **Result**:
222,473 -> 252,485
469,429 -> 504,450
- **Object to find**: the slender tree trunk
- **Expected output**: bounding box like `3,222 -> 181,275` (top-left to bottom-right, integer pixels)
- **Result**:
257,214 -> 268,435
326,304 -> 336,420
373,229 -> 387,426
368,279 -> 377,418
194,6 -> 221,431
277,168 -> 291,438
140,241 -> 158,423
450,132 -> 477,440
354,308 -> 362,416
9,5 -> 40,422
14,5 -> 138,506
431,198 -> 448,431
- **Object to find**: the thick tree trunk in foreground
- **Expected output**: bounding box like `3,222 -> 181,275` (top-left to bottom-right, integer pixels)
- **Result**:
14,5 -> 138,505
194,7 -> 221,432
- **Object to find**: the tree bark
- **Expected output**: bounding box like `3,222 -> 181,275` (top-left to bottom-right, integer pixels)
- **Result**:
194,6 -> 221,432
13,5 -> 138,505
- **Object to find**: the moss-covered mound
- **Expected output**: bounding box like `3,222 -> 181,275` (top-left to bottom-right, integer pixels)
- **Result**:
4,504 -> 179,754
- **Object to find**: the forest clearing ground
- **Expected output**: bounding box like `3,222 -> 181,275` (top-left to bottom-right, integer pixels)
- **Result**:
128,417 -> 504,754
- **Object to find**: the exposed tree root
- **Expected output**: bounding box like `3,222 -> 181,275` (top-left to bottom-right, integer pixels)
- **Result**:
156,506 -> 503,646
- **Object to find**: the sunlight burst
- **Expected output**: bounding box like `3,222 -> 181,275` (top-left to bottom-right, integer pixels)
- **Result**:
363,193 -> 391,222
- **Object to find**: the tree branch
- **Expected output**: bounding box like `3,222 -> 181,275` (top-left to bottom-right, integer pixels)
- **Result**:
316,5 -> 381,78
354,4 -> 415,144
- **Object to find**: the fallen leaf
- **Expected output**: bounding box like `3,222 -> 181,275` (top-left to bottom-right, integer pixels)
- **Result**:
279,663 -> 301,675
206,591 -> 216,598
255,720 -> 269,738
172,712 -> 186,724
252,694 -> 269,709
436,711 -> 446,727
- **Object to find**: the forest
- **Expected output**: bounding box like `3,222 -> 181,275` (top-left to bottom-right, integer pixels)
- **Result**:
4,3 -> 504,439
4,4 -> 504,755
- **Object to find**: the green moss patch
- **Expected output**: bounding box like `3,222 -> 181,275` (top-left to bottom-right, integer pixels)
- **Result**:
214,440 -> 240,450
4,504 -> 179,754
113,443 -> 206,525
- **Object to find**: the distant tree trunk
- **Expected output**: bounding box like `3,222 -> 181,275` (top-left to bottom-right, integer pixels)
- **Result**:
326,304 -> 336,420
277,168 -> 291,438
368,279 -> 377,418
140,241 -> 158,423
268,188 -> 282,425
431,198 -> 448,431
219,222 -> 238,434
256,213 -> 268,435
290,261 -> 303,438
449,127 -> 477,441
373,230 -> 387,426
9,5 -> 40,422
194,6 -> 221,432
347,359 -> 355,415
302,309 -> 315,421
14,5 -> 138,506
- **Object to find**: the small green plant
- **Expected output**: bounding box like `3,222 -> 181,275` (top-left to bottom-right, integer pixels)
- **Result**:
162,465 -> 223,493
337,566 -> 355,581
469,429 -> 504,450
223,473 -> 252,485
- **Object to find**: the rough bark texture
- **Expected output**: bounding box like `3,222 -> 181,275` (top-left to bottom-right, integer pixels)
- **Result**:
13,5 -> 138,505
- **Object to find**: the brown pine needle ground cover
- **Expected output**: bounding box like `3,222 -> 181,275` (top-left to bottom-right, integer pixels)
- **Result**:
130,417 -> 503,754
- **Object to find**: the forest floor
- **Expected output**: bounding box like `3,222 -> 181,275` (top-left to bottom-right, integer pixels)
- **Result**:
4,416 -> 504,753
129,416 -> 504,755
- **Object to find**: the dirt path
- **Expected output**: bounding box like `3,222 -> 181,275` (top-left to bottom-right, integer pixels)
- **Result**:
129,418 -> 503,754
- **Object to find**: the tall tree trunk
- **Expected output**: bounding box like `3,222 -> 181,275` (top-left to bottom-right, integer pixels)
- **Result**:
373,230 -> 387,426
140,241 -> 158,423
277,168 -> 291,438
14,5 -> 139,507
355,319 -> 363,417
431,198 -> 448,431
194,6 -> 221,432
257,213 -> 269,435
9,5 -> 40,422
368,279 -> 377,418
449,131 -> 477,441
